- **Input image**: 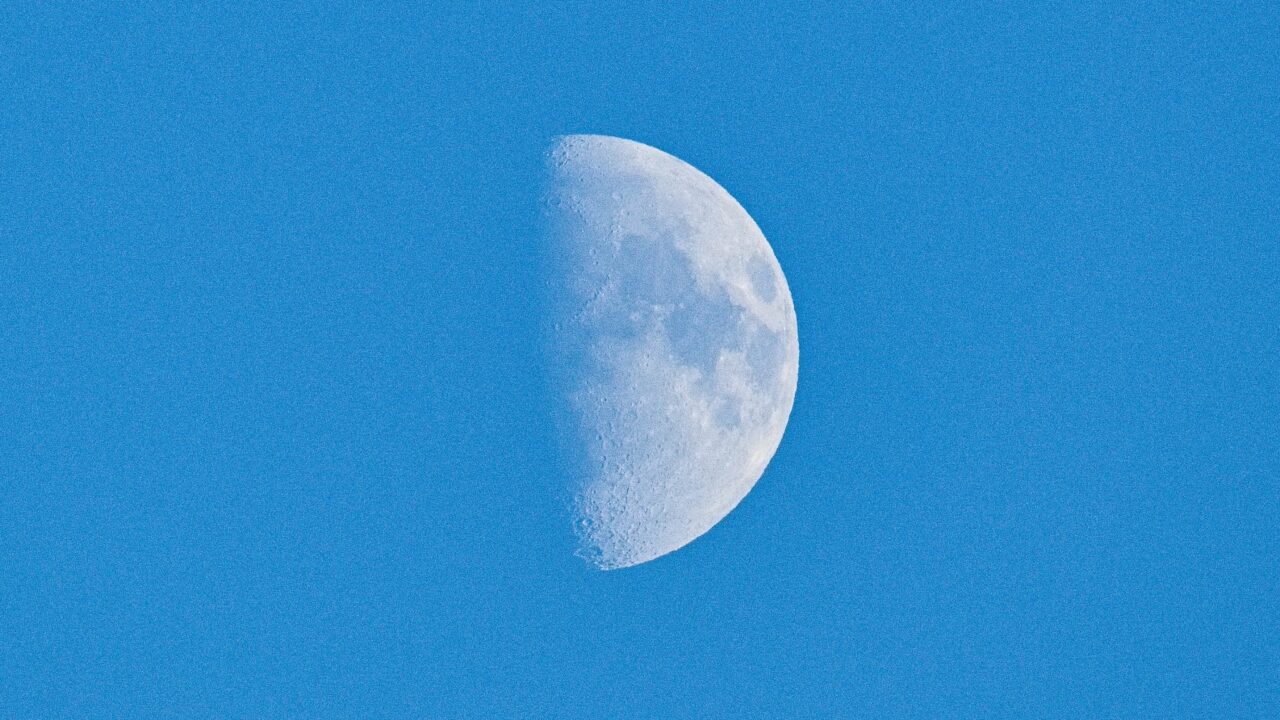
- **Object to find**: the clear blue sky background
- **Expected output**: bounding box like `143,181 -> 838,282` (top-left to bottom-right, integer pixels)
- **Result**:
3,3 -> 1277,717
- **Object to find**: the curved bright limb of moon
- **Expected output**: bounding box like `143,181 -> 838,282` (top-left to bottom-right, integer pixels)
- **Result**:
545,134 -> 799,570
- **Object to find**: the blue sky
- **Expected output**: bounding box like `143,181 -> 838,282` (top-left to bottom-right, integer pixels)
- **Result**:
3,3 -> 1277,717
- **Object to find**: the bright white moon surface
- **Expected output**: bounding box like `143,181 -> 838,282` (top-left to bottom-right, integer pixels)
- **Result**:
545,134 -> 799,571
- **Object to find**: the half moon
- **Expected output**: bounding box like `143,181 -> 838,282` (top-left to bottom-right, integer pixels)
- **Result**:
545,135 -> 799,570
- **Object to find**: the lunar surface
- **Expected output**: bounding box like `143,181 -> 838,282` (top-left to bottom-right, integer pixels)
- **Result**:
545,135 -> 799,570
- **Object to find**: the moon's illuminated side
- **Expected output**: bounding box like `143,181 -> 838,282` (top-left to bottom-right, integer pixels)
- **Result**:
545,135 -> 799,570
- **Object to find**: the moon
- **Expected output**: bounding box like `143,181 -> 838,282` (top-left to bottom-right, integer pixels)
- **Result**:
544,135 -> 799,570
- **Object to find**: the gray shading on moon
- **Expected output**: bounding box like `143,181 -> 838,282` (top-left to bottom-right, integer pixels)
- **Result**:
544,135 -> 799,570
